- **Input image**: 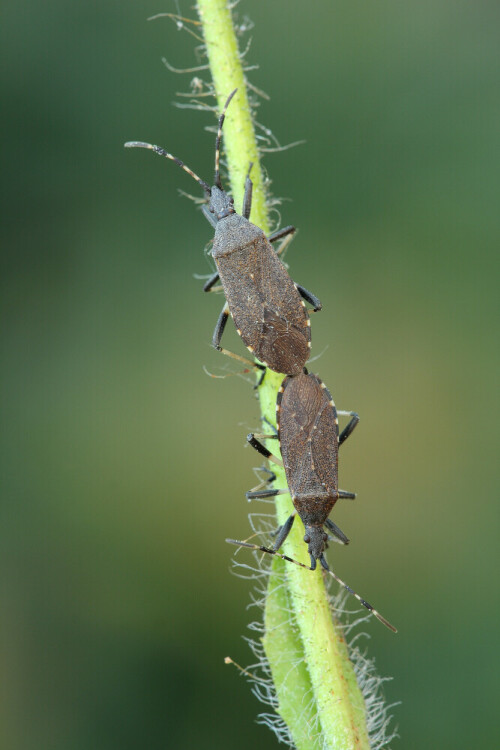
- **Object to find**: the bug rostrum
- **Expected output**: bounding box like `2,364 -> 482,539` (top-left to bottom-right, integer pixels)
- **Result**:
125,89 -> 322,377
227,370 -> 397,632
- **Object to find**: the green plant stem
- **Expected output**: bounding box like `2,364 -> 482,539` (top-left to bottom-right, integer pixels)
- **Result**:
197,0 -> 268,232
196,2 -> 371,747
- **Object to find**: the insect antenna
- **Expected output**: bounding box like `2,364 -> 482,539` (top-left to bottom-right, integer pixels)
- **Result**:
322,560 -> 397,633
124,141 -> 211,195
226,538 -> 397,633
214,89 -> 238,189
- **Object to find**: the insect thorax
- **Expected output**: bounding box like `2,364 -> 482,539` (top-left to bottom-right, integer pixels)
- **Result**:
293,492 -> 337,526
212,214 -> 264,259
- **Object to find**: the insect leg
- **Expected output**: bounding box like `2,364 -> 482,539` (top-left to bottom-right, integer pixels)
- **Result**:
254,367 -> 267,389
272,514 -> 296,551
324,518 -> 350,545
246,466 -> 278,499
254,465 -> 277,484
212,302 -> 230,349
203,270 -> 221,292
246,433 -> 282,466
246,487 -> 289,500
216,348 -> 266,371
337,411 -> 360,446
262,416 -> 278,436
269,225 -> 296,258
269,225 -> 295,244
213,303 -> 266,372
250,432 -> 279,441
295,284 -> 322,312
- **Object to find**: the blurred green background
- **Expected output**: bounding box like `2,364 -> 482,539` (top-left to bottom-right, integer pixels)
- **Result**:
2,1 -> 498,748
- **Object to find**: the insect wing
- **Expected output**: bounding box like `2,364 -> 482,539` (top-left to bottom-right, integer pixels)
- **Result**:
279,373 -> 338,496
216,229 -> 310,374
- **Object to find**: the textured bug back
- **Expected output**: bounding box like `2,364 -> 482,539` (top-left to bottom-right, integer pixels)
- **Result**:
213,216 -> 311,374
278,372 -> 339,503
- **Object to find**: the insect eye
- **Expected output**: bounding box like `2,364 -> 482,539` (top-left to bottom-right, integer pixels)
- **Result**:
229,197 -> 234,204
304,534 -> 310,544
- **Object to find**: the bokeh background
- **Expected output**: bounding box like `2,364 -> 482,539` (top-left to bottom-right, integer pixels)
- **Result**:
2,1 -> 498,748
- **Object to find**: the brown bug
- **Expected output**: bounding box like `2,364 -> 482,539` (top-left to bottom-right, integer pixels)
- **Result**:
125,90 -> 321,377
227,370 -> 397,632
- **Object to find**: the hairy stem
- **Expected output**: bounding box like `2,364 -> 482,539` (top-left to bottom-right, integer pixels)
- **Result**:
197,2 -> 372,748
197,0 -> 268,232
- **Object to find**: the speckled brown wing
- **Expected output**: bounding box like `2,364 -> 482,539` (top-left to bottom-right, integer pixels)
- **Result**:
278,373 -> 339,499
213,217 -> 310,375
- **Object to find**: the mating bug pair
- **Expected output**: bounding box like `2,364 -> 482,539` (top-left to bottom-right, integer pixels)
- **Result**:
126,90 -> 396,632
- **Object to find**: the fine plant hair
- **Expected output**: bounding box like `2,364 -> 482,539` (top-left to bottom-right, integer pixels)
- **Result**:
230,514 -> 398,749
141,2 -> 398,748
